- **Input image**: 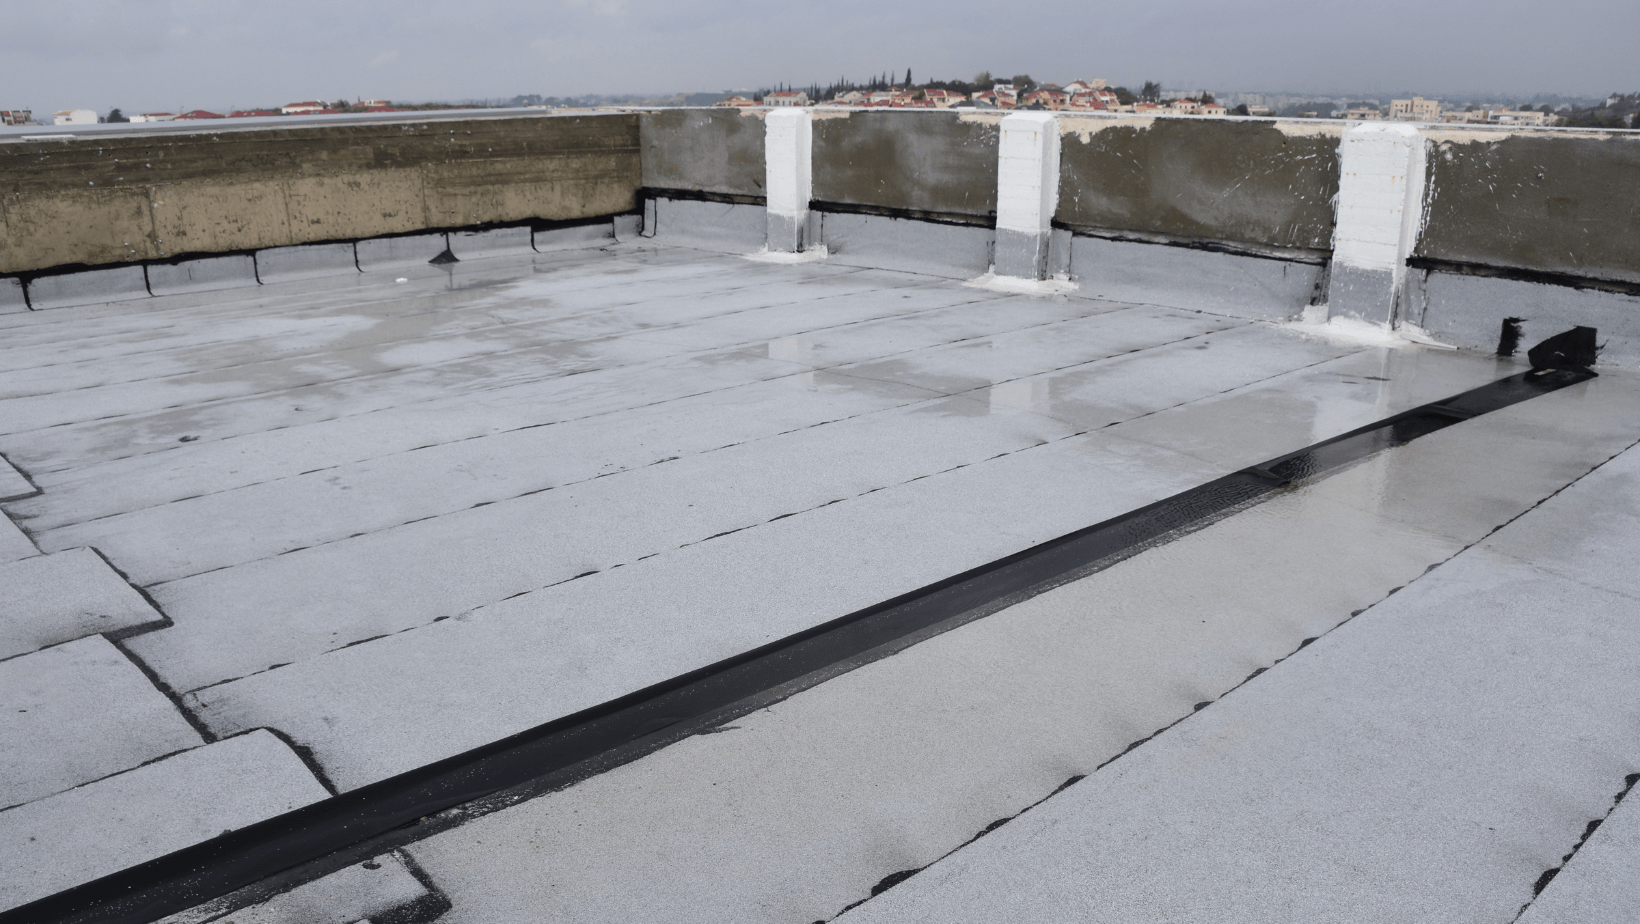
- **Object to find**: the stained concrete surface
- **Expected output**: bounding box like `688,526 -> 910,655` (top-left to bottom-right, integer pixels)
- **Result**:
812,112 -> 999,220
1418,131 -> 1640,284
1,236 -> 1634,921
0,113 -> 642,274
1055,117 -> 1340,252
639,108 -> 766,199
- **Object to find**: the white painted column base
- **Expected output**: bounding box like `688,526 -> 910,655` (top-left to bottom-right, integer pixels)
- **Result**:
994,112 -> 1061,280
1325,123 -> 1429,326
764,109 -> 813,253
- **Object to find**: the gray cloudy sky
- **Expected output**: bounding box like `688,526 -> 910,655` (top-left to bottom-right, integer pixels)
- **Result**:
5,0 -> 1636,115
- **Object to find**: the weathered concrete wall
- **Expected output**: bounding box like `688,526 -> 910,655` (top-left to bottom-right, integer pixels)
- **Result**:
1418,129 -> 1640,284
1056,117 -> 1341,254
638,109 -> 766,199
811,111 -> 999,222
0,114 -> 640,274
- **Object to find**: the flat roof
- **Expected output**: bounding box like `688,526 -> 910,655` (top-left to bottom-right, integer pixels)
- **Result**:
2,239 -> 1636,922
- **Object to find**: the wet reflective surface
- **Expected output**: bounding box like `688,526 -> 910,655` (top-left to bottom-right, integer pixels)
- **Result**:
6,241 -> 1625,924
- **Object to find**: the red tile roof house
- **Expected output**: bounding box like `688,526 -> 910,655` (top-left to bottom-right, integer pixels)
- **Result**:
174,110 -> 224,119
1024,89 -> 1069,110
764,91 -> 810,107
1066,93 -> 1110,111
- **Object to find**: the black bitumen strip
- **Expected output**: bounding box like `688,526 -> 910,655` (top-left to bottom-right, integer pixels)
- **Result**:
809,199 -> 996,229
0,365 -> 1597,924
1406,256 -> 1640,298
642,186 -> 768,207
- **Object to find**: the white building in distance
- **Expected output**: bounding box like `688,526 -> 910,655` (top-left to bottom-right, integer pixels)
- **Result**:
53,109 -> 98,125
1389,97 -> 1440,121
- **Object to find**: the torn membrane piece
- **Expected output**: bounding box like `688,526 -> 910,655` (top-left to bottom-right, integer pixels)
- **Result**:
1528,326 -> 1600,373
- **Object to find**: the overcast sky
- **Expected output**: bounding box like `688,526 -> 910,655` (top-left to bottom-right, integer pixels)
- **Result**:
5,0 -> 1636,115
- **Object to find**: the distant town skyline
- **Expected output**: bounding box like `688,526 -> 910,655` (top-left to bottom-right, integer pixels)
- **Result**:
3,0 -> 1635,117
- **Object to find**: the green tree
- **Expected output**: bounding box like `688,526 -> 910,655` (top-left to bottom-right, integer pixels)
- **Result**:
1140,81 -> 1161,102
906,68 -> 913,86
1198,92 -> 1215,105
1231,103 -> 1250,116
1009,74 -> 1035,90
1112,86 -> 1136,105
106,107 -> 128,123
973,70 -> 993,87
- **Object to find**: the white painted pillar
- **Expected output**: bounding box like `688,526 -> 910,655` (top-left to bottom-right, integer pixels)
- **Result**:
994,111 -> 1061,280
764,108 -> 813,253
1324,123 -> 1429,325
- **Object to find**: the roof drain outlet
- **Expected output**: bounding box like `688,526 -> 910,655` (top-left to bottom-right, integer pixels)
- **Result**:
4,330 -> 1602,924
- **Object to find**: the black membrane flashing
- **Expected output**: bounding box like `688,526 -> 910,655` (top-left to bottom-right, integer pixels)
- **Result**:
2,365 -> 1598,924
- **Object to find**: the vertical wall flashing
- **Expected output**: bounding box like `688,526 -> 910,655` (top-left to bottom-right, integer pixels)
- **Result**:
1325,123 -> 1429,325
764,109 -> 813,253
994,112 -> 1060,280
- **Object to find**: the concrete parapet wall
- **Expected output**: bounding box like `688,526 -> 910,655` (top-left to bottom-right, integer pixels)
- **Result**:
0,113 -> 640,274
1055,117 -> 1341,256
638,109 -> 766,200
811,111 -> 999,223
1418,129 -> 1640,285
7,109 -> 1637,361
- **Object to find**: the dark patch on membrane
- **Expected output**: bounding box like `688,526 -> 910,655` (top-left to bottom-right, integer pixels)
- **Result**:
1497,317 -> 1525,357
1533,867 -> 1560,895
11,351 -> 1599,924
870,869 -> 921,896
427,247 -> 459,266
